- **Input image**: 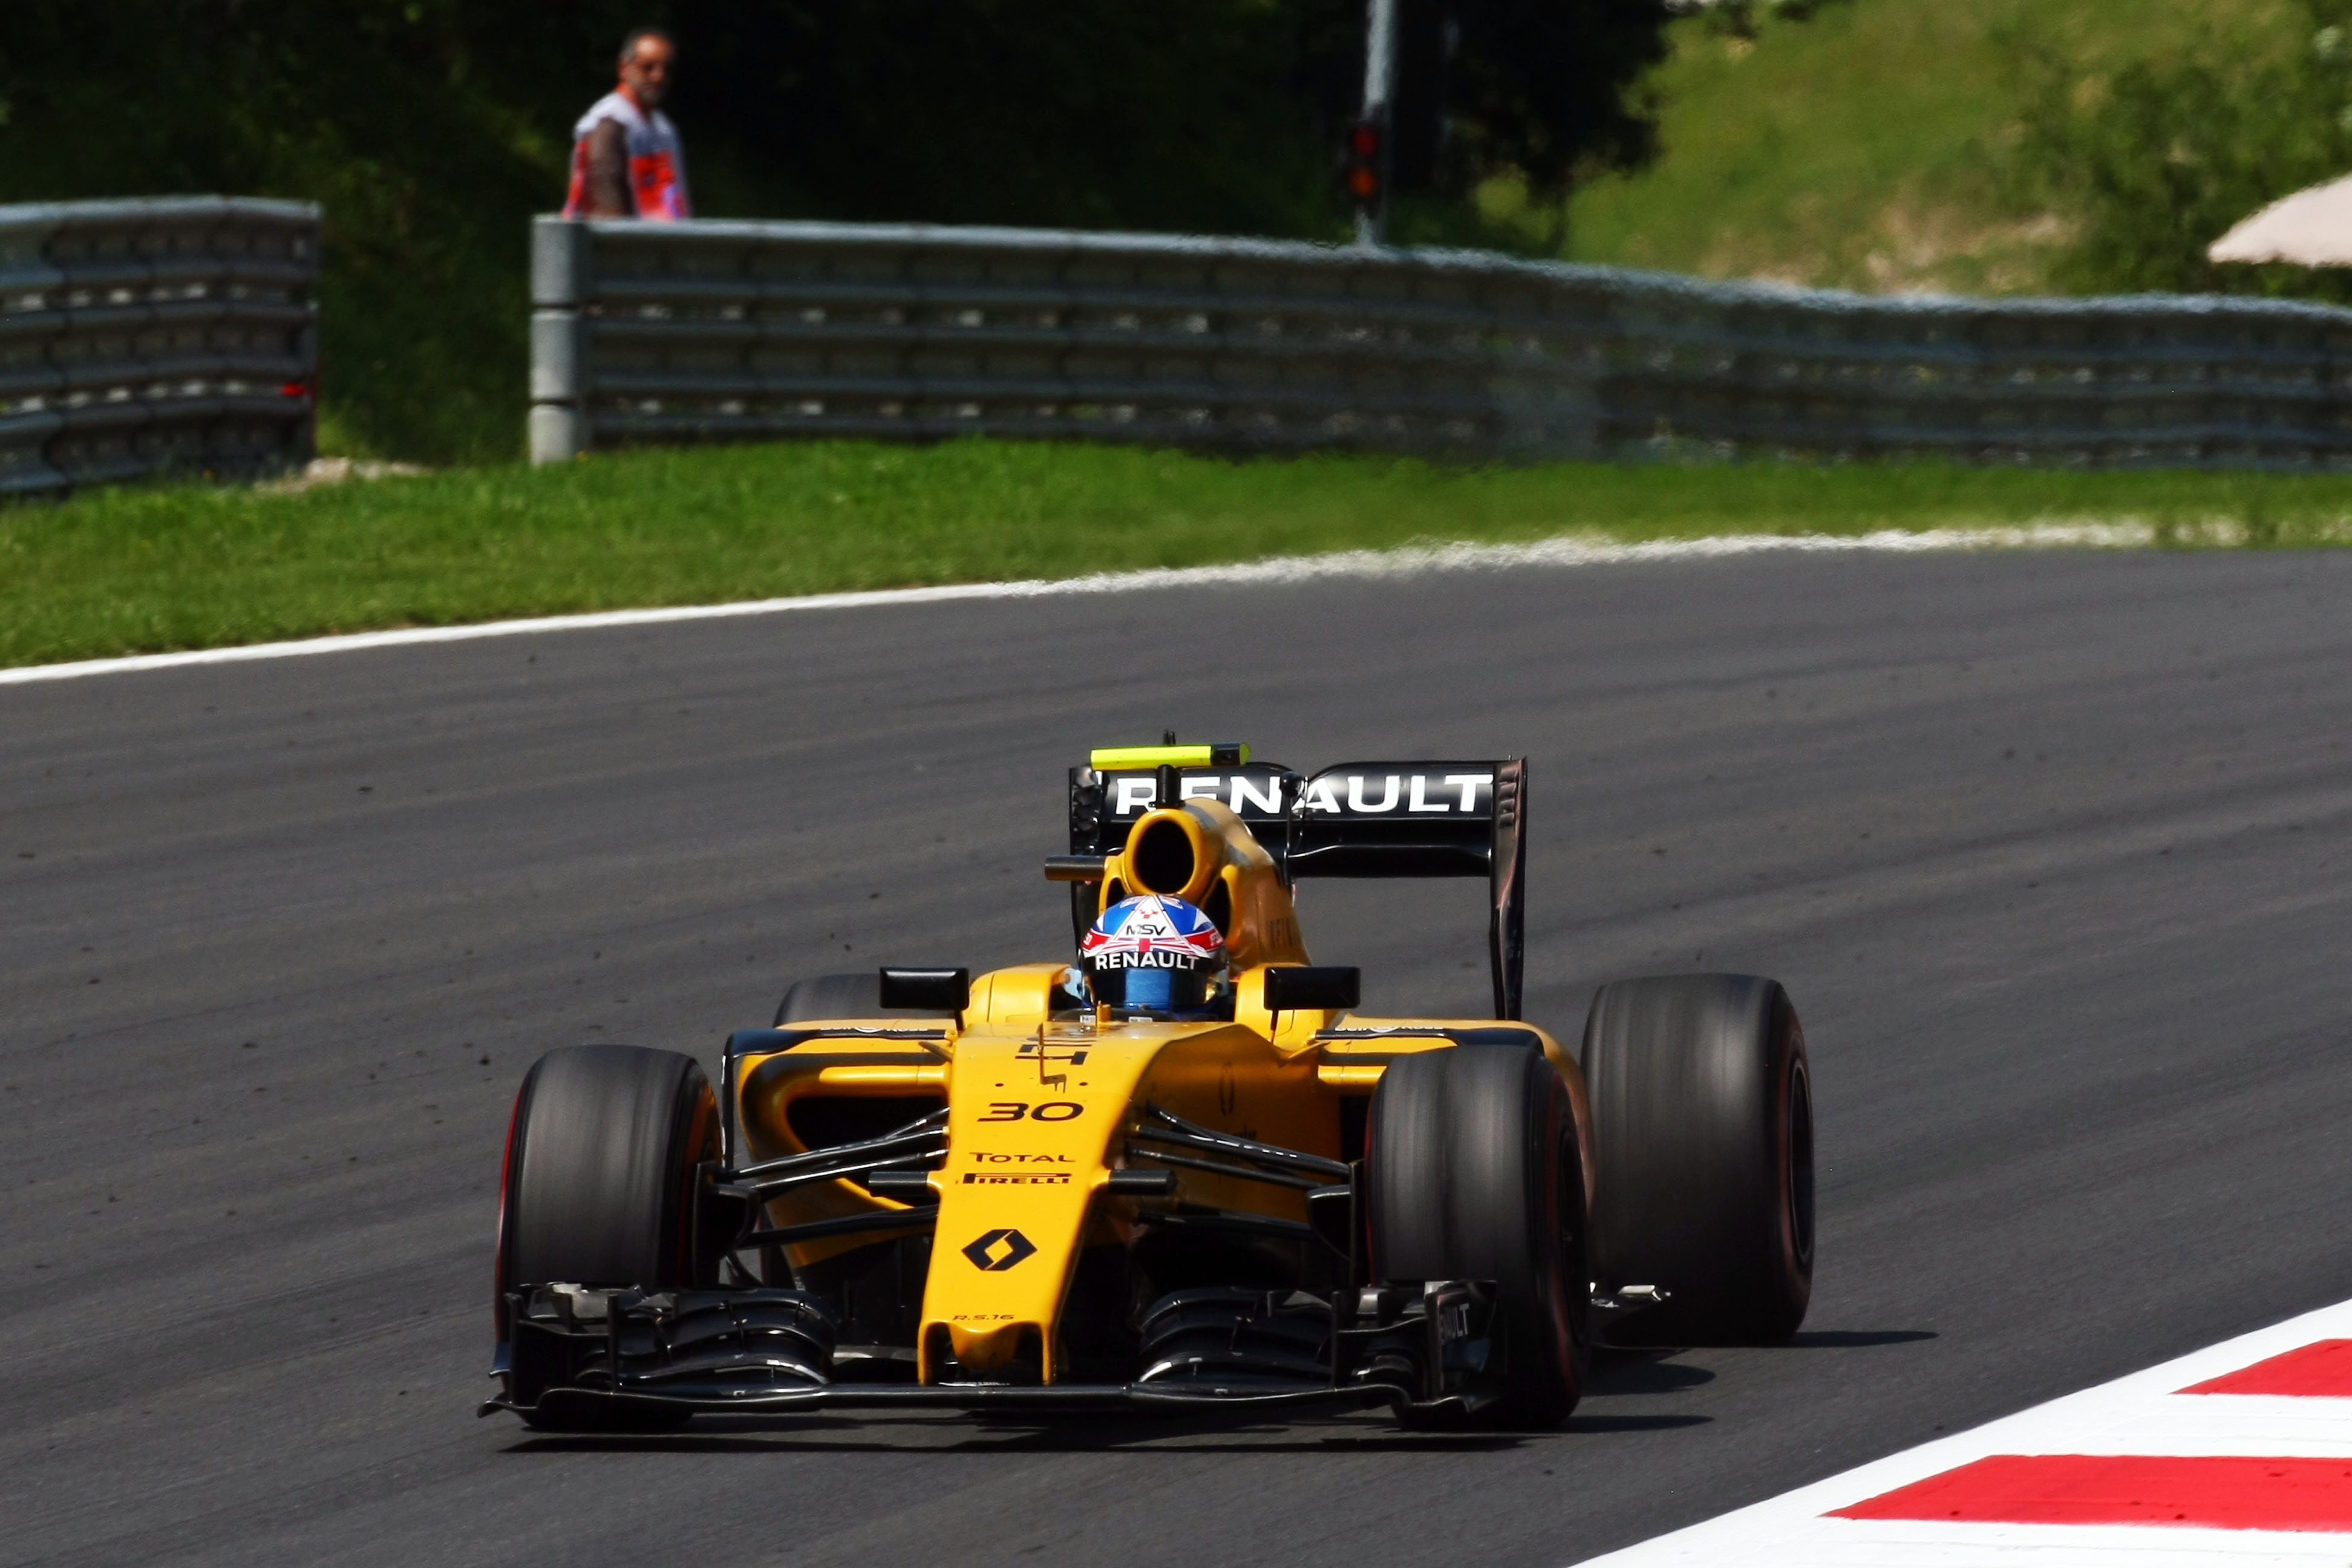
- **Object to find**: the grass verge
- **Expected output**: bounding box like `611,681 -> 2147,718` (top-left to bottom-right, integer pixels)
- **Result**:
6,438 -> 2352,670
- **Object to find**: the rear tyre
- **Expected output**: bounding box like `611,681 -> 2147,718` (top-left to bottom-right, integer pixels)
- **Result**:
1365,1044 -> 1589,1429
774,971 -> 959,1027
1579,974 -> 1813,1345
496,1044 -> 720,1429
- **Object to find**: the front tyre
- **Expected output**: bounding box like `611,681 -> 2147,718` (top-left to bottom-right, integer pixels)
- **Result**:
1366,1044 -> 1590,1429
495,1045 -> 720,1428
1579,974 -> 1814,1345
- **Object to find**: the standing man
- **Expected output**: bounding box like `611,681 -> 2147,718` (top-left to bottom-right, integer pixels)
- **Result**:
562,28 -> 690,221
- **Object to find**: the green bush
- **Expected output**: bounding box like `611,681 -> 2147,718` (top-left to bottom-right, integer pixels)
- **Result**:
2004,0 -> 2352,305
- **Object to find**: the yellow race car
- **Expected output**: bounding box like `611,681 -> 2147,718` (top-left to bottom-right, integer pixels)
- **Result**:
484,743 -> 1813,1431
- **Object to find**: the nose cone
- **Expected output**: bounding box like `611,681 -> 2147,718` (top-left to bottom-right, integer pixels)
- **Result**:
918,1025 -> 1138,1384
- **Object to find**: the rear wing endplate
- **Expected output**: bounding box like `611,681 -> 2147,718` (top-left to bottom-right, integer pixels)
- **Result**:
1067,759 -> 1528,1019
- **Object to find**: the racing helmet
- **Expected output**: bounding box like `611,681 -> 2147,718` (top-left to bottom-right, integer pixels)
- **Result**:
1080,893 -> 1227,1014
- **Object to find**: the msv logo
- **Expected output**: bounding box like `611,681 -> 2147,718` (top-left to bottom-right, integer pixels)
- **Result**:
1080,893 -> 1224,969
961,1228 -> 1038,1272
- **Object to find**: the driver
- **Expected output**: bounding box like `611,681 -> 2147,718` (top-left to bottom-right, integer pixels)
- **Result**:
1076,893 -> 1229,1017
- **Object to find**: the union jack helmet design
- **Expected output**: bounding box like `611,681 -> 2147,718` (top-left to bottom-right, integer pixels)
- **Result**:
1080,895 -> 1226,1012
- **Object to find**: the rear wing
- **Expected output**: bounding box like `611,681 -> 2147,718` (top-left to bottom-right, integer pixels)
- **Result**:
1067,758 -> 1528,1019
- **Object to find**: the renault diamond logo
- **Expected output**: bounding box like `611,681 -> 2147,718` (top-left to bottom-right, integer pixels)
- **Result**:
961,1227 -> 1037,1272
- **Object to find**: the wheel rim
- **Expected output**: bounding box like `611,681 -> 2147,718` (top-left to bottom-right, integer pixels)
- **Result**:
1784,1057 -> 1815,1270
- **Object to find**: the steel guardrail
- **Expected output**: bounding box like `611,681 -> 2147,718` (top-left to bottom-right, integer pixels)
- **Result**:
530,215 -> 2352,470
1,197 -> 319,497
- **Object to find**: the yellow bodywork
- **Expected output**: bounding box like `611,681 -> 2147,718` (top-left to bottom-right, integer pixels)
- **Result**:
731,799 -> 1589,1385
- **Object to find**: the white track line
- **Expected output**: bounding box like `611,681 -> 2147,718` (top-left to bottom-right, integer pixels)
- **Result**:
1573,1296 -> 2352,1567
0,523 -> 2149,687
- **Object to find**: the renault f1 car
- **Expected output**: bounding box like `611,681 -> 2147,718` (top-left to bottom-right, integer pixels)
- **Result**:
484,744 -> 1814,1431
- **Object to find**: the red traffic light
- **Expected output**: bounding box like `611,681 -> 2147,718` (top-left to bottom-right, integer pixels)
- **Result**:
1345,119 -> 1384,205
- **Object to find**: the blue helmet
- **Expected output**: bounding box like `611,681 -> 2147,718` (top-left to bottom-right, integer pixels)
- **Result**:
1080,894 -> 1227,1013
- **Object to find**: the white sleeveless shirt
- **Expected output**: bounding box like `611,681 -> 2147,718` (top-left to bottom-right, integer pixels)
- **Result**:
562,91 -> 690,221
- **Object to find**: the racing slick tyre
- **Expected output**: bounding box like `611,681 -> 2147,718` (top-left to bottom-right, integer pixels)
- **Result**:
1579,973 -> 1813,1346
1365,1044 -> 1590,1429
496,1045 -> 720,1430
774,971 -> 961,1027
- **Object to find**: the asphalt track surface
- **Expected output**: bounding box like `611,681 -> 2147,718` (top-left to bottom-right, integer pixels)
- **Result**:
7,546 -> 2352,1567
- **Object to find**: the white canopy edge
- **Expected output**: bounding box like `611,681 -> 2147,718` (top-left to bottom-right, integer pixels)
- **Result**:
2209,172 -> 2352,265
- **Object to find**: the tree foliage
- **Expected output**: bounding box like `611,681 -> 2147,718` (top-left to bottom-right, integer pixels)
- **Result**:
1387,0 -> 1669,202
0,1 -> 1669,460
2004,0 -> 2352,304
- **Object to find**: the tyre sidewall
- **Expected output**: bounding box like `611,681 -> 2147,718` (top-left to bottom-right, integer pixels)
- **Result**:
1771,1004 -> 1815,1318
1489,1048 -> 1586,1426
1367,1045 -> 1588,1428
499,1045 -> 719,1299
1581,975 -> 1812,1345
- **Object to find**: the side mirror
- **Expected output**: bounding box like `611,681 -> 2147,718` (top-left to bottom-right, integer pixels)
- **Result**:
878,966 -> 969,1013
1263,965 -> 1359,1013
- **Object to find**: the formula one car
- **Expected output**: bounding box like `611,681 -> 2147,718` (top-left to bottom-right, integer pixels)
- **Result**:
484,743 -> 1813,1431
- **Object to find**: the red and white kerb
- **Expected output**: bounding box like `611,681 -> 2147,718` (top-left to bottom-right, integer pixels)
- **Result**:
1577,1298 -> 2352,1567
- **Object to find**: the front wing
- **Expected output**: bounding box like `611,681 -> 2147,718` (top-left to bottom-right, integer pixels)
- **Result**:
480,1279 -> 1520,1425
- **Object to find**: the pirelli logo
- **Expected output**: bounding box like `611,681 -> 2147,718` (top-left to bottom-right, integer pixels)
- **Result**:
962,1172 -> 1072,1186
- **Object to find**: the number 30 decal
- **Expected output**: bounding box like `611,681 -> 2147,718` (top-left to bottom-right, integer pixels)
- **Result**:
978,1102 -> 1084,1122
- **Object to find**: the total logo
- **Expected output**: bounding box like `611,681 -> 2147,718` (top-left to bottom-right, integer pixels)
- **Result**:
961,1228 -> 1037,1272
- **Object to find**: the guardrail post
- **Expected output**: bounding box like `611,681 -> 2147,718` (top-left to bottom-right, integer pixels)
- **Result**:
529,217 -> 592,465
529,307 -> 590,465
529,402 -> 589,467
